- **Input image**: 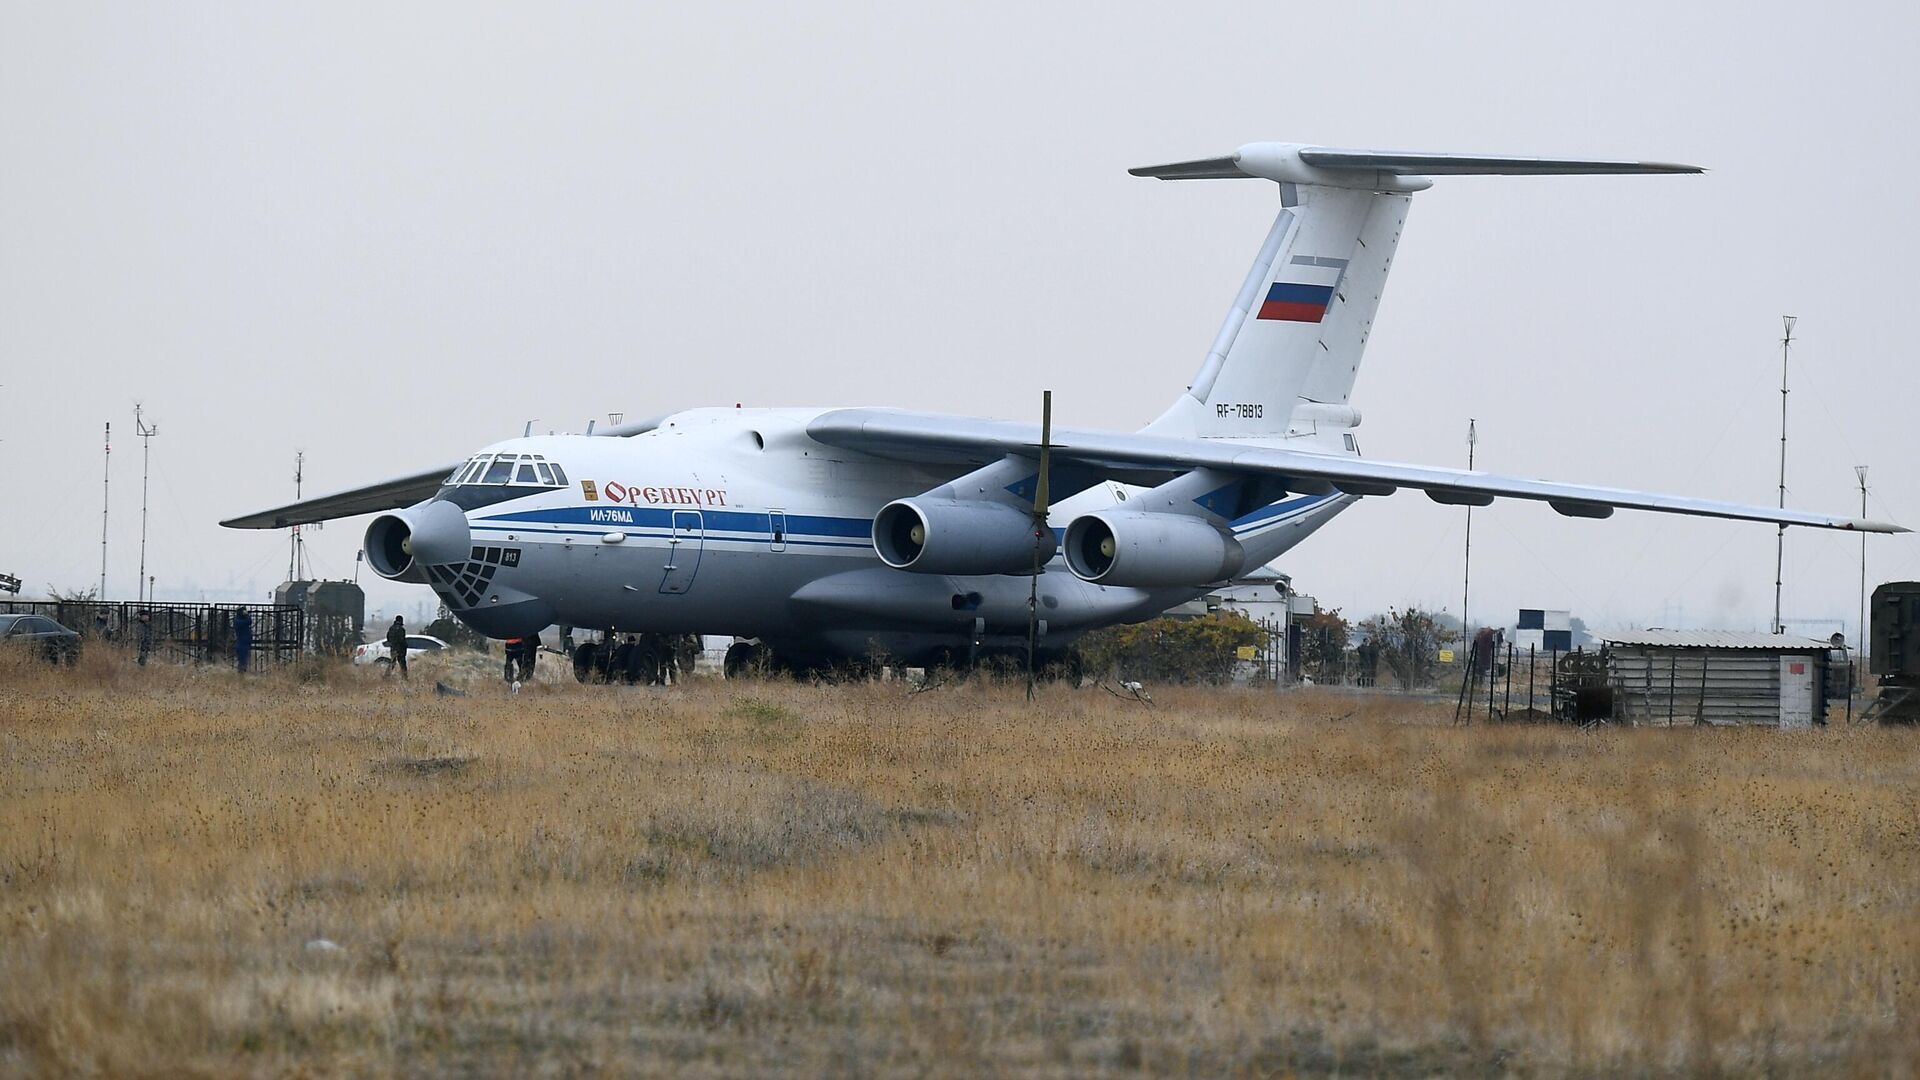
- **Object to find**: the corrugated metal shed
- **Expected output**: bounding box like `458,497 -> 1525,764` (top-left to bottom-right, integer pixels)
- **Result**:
1597,629 -> 1832,651
1595,630 -> 1831,727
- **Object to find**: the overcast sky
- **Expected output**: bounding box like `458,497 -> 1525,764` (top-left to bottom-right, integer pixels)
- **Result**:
4,2 -> 1916,637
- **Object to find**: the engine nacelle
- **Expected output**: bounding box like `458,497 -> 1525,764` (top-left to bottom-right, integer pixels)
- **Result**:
873,497 -> 1054,575
1063,511 -> 1247,587
363,500 -> 472,584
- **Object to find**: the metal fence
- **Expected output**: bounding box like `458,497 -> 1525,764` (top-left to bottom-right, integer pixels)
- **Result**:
1,600 -> 306,668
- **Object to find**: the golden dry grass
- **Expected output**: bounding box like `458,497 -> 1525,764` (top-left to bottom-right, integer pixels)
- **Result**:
2,646 -> 1917,1077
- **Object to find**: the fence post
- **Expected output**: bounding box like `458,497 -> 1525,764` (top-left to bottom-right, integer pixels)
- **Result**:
1487,640 -> 1496,723
1503,642 -> 1513,719
1527,644 -> 1536,716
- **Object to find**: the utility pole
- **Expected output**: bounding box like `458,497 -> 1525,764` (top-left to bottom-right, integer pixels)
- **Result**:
135,405 -> 158,603
99,422 -> 111,599
1773,316 -> 1795,635
1857,465 -> 1870,653
287,451 -> 306,583
1462,418 -> 1476,635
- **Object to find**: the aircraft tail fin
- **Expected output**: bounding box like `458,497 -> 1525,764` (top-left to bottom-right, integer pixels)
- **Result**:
1138,143 -> 1701,442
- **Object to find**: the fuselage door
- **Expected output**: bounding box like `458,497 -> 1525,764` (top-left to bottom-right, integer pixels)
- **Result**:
769,510 -> 788,553
660,510 -> 704,594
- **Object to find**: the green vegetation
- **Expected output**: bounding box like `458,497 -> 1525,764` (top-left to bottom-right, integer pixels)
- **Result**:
1077,612 -> 1266,684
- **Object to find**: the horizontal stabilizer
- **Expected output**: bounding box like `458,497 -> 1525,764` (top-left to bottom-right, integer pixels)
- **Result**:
1295,148 -> 1701,175
1131,143 -> 1702,188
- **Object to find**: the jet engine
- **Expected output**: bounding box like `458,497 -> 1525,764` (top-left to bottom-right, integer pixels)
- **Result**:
873,497 -> 1054,575
1063,511 -> 1247,588
363,500 -> 472,584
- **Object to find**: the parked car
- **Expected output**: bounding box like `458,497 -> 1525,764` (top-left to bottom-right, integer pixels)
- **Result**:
0,614 -> 82,664
352,634 -> 449,668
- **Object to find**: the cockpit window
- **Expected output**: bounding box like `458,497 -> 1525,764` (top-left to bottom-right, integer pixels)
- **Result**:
460,458 -> 487,484
443,452 -> 567,489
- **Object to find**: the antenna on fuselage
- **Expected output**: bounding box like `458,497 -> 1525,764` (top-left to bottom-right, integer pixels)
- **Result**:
1026,389 -> 1054,702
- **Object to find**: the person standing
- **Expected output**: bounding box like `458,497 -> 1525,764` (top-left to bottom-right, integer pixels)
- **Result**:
503,637 -> 523,683
233,608 -> 253,673
385,615 -> 409,679
136,611 -> 154,667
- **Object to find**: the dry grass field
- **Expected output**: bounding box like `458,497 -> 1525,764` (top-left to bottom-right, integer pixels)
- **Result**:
2,647 -> 1917,1077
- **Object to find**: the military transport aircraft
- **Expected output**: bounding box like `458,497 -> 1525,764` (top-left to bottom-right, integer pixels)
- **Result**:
224,142 -> 1904,675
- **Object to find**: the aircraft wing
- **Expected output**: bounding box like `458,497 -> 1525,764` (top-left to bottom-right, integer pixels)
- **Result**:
220,414 -> 669,530
807,409 -> 1906,533
220,465 -> 458,529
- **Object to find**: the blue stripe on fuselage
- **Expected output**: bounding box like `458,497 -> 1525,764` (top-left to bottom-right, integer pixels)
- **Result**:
476,495 -> 1338,546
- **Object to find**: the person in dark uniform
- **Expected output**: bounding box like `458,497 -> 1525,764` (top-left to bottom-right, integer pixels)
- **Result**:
503,637 -> 523,683
385,615 -> 409,679
233,608 -> 253,673
136,611 -> 154,667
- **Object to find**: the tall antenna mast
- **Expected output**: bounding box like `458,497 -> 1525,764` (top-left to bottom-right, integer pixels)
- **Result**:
1857,464 -> 1870,654
99,421 -> 111,599
135,405 -> 158,603
287,451 -> 307,582
1026,389 -> 1054,703
1773,316 -> 1795,634
1462,418 -> 1477,634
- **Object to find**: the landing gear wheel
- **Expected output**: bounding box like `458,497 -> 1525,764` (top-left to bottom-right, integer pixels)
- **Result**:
724,642 -> 762,679
573,642 -> 599,684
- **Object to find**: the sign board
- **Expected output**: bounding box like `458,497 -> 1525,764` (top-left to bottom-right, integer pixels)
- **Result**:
0,573 -> 19,595
1235,645 -> 1257,661
1438,648 -> 1455,664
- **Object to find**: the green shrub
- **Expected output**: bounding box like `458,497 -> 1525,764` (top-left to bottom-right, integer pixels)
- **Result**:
1077,613 -> 1265,685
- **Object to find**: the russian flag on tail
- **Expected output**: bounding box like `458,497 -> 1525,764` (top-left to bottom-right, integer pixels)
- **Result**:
1257,281 -> 1335,322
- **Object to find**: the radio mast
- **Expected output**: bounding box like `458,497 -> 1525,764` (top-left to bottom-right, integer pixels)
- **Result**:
287,451 -> 307,582
1461,418 -> 1477,633
99,422 -> 111,599
1772,316 -> 1795,635
135,405 -> 159,603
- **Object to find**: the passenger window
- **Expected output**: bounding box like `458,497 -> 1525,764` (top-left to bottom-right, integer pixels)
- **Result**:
548,464 -> 569,486
535,462 -> 555,485
515,463 -> 538,484
482,458 -> 515,484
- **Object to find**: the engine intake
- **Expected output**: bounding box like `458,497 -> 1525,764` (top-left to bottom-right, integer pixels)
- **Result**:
873,498 -> 1054,575
363,500 -> 472,583
1064,511 -> 1246,587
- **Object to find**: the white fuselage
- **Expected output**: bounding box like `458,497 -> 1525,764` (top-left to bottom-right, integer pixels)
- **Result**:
419,407 -> 1353,663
